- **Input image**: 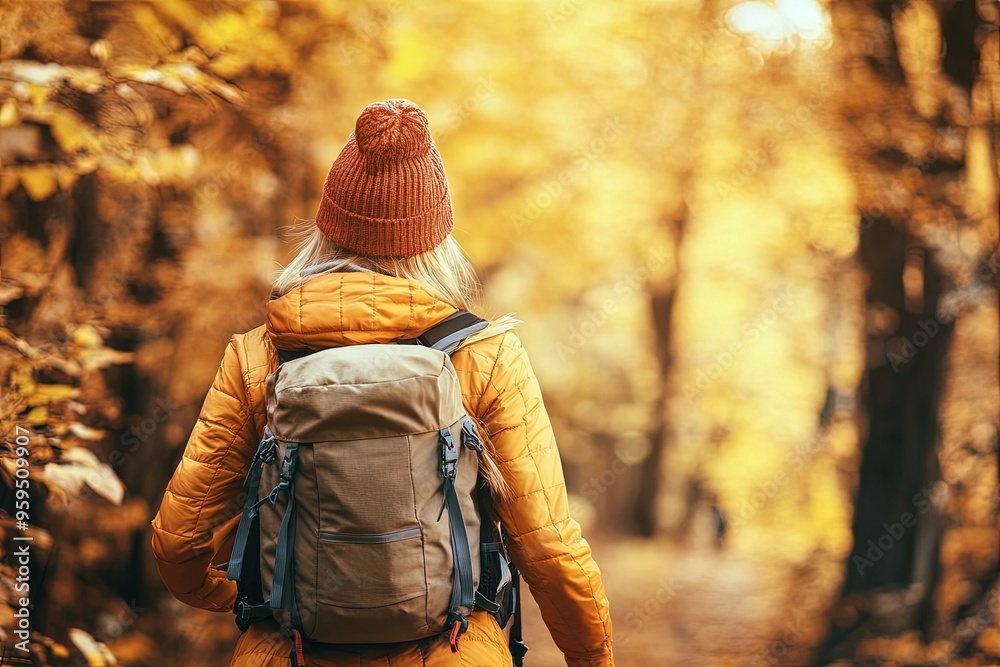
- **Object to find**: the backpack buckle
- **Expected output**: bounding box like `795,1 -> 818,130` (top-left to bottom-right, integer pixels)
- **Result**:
243,436 -> 277,485
279,452 -> 297,482
439,428 -> 458,480
461,417 -> 484,452
256,438 -> 277,464
268,482 -> 286,504
234,596 -> 272,631
266,448 -> 298,504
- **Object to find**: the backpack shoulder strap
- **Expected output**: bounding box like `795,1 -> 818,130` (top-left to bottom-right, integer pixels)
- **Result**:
410,311 -> 489,354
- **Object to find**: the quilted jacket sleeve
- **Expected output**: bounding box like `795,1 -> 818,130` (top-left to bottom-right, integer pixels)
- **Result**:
150,335 -> 259,612
476,331 -> 614,667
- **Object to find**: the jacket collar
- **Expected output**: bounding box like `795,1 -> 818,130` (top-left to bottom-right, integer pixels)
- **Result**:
265,271 -> 458,351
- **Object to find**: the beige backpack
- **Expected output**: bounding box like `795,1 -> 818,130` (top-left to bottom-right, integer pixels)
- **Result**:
224,312 -> 522,664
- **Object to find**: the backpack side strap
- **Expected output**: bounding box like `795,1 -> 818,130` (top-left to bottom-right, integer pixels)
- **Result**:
438,427 -> 476,649
510,566 -> 528,666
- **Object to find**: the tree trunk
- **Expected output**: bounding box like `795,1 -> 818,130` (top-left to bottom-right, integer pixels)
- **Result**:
636,276 -> 680,537
820,0 -> 997,661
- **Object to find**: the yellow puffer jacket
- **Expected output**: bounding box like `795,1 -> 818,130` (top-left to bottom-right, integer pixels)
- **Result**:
151,272 -> 614,666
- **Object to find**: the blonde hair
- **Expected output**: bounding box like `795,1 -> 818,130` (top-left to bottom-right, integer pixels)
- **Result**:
273,223 -> 518,502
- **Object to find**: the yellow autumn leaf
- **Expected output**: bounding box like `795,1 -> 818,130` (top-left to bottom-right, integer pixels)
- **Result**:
115,64 -> 189,94
202,76 -> 244,105
8,362 -> 36,395
24,406 -> 48,426
68,628 -> 117,667
68,422 -> 105,441
141,145 -> 199,183
49,108 -> 101,153
156,68 -> 191,95
0,99 -> 18,128
49,641 -> 71,660
103,162 -> 140,182
26,82 -> 52,106
76,347 -> 134,371
55,167 -> 80,190
18,165 -> 58,201
27,384 -> 78,406
45,447 -> 125,505
73,154 -> 101,175
71,324 -> 104,349
165,61 -> 244,104
65,66 -> 104,94
88,39 -> 112,66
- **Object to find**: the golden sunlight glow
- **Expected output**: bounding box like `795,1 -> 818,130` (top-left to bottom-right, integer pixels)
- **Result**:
726,0 -> 832,51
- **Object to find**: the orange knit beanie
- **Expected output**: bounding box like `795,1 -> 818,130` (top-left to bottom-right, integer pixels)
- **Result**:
315,99 -> 454,259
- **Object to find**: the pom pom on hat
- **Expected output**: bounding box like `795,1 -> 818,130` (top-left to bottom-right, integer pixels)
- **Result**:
353,99 -> 433,161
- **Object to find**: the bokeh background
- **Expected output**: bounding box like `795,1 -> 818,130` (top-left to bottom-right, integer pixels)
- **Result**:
1,1 -> 998,665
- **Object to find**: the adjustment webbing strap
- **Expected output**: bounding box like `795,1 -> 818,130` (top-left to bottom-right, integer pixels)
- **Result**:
229,510 -> 272,630
228,432 -> 276,581
475,590 -> 501,614
510,565 -> 528,666
269,443 -> 299,613
445,480 -> 476,614
438,428 -> 475,623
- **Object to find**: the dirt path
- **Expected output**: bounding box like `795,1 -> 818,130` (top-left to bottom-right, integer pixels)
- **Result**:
518,537 -> 843,667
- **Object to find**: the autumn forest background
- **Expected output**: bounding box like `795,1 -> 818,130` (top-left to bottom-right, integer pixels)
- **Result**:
0,1 -> 998,665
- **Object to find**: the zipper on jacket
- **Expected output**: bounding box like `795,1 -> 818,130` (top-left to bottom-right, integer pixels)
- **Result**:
318,527 -> 421,544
